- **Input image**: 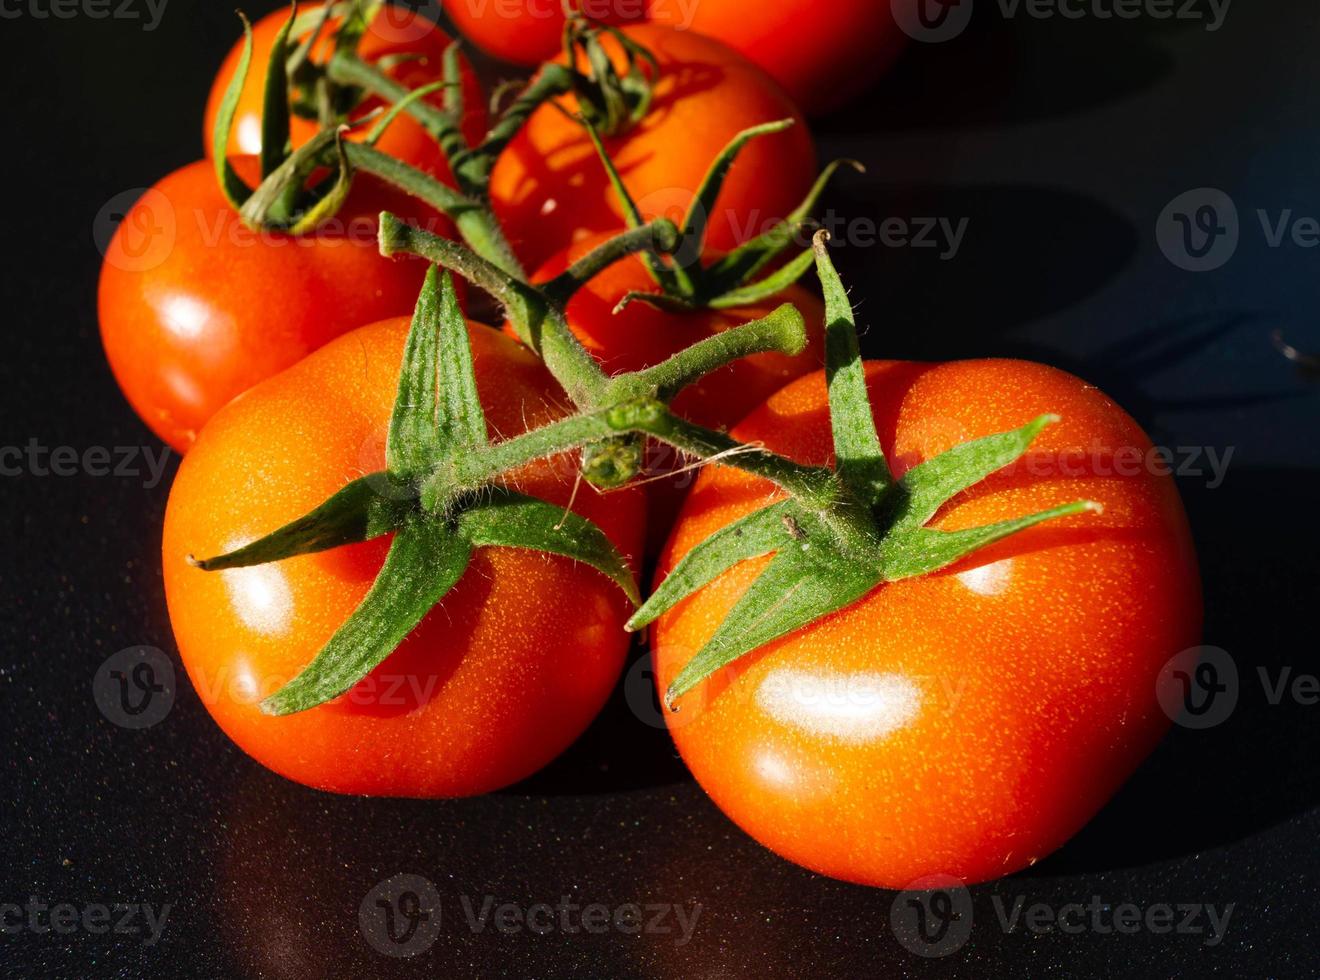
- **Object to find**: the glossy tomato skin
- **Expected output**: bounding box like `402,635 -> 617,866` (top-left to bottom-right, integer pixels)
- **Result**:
652,359 -> 1202,887
98,156 -> 448,451
204,3 -> 486,185
443,0 -> 644,66
163,317 -> 645,797
489,24 -> 816,270
646,0 -> 908,116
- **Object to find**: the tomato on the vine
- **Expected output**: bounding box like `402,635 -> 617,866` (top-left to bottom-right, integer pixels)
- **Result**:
204,3 -> 487,185
98,156 -> 448,451
489,24 -> 816,270
162,316 -> 645,797
650,358 -> 1202,887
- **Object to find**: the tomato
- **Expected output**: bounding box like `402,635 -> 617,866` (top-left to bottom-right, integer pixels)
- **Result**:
650,358 -> 1202,887
646,0 -> 908,116
204,3 -> 486,185
443,0 -> 644,66
98,156 -> 447,451
489,24 -> 817,271
162,316 -> 645,797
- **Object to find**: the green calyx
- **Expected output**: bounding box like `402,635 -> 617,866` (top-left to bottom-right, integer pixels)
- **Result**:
193,267 -> 640,716
626,232 -> 1102,710
580,116 -> 864,313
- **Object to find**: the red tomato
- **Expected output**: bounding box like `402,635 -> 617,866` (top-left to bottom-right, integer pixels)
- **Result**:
204,3 -> 486,185
162,316 -> 645,797
651,358 -> 1202,887
443,0 -> 645,66
98,156 -> 448,451
646,0 -> 908,115
489,24 -> 816,270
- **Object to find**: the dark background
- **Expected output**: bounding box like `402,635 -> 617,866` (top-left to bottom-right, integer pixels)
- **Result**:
3,1 -> 1319,977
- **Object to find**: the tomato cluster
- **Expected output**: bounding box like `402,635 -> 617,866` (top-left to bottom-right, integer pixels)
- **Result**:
95,2 -> 1201,893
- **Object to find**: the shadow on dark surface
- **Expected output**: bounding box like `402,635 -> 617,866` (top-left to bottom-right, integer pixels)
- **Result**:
1000,311 -> 1311,443
820,13 -> 1188,134
823,182 -> 1138,358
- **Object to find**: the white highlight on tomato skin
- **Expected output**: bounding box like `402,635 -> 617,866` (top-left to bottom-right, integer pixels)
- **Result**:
159,294 -> 211,341
221,560 -> 294,636
956,558 -> 1014,597
236,115 -> 262,156
755,668 -> 923,743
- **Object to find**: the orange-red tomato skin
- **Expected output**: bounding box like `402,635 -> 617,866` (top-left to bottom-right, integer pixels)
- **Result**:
163,317 -> 645,798
489,24 -> 816,270
98,157 -> 447,451
651,359 -> 1202,887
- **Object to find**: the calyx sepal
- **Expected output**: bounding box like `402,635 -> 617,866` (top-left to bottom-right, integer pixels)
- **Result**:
631,232 -> 1102,707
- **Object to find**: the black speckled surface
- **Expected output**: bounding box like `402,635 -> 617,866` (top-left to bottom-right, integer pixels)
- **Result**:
3,2 -> 1319,977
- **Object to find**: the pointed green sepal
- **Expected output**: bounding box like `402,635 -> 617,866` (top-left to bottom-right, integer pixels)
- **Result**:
878,500 -> 1103,582
189,474 -> 412,572
815,230 -> 891,503
212,11 -> 257,210
703,158 -> 865,292
627,500 -> 796,632
891,414 -> 1060,532
705,248 -> 817,310
260,515 -> 473,715
386,266 -> 485,480
680,119 -> 795,256
457,489 -> 639,606
664,532 -> 881,708
259,3 -> 297,179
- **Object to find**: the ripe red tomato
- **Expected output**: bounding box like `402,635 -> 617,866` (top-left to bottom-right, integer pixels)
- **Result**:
489,24 -> 817,270
204,3 -> 486,185
443,0 -> 644,66
651,358 -> 1202,887
162,316 -> 645,797
98,156 -> 447,451
646,0 -> 908,116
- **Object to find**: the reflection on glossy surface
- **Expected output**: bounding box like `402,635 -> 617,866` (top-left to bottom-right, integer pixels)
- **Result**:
956,557 -> 1014,597
756,668 -> 923,743
221,561 -> 293,636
